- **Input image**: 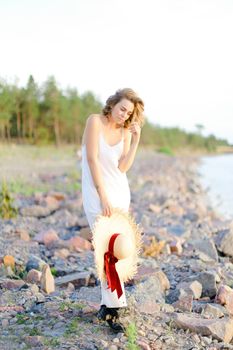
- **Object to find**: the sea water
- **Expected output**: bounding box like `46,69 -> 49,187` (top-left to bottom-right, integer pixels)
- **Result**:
199,154 -> 233,219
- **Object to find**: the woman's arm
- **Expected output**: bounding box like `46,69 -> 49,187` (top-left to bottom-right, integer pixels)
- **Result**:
118,122 -> 141,173
85,115 -> 112,216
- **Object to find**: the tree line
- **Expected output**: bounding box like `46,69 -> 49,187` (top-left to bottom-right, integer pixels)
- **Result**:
140,123 -> 229,152
0,75 -> 102,145
0,75 -> 230,151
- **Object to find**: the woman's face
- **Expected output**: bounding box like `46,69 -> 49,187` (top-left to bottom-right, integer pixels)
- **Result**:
110,98 -> 134,125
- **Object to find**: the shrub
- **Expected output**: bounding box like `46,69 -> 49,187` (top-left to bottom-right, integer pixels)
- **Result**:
0,180 -> 17,219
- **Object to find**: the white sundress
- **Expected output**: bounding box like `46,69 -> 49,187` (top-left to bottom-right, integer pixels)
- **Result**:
81,129 -> 130,308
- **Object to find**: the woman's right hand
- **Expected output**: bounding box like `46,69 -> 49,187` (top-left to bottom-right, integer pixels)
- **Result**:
100,196 -> 113,217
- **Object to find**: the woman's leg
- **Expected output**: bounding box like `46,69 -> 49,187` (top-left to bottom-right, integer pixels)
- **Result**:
100,280 -> 127,308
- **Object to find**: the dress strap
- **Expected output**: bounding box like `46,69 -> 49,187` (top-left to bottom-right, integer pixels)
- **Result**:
121,127 -> 124,140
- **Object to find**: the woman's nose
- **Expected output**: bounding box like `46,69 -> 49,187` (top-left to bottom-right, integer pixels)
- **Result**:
122,111 -> 127,119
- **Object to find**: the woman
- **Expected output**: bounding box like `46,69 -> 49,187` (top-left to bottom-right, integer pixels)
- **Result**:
81,88 -> 144,331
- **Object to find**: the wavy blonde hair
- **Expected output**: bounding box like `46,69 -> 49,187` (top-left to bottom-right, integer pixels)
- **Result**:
102,88 -> 144,128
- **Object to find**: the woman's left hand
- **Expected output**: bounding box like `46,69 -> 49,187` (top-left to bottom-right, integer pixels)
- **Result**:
128,122 -> 141,143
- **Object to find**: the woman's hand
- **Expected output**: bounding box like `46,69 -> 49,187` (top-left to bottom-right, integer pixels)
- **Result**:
128,122 -> 141,143
100,196 -> 113,217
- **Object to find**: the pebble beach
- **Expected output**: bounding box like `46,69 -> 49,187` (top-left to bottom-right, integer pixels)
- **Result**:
0,146 -> 233,350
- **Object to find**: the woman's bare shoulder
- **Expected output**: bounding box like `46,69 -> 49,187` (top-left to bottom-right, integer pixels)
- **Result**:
82,115 -> 102,145
86,114 -> 102,129
87,113 -> 102,123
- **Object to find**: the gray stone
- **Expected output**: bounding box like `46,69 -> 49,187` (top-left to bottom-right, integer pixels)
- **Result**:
40,264 -> 55,294
189,237 -> 219,262
20,205 -> 55,218
215,228 -> 233,257
130,275 -> 166,306
173,294 -> 193,312
26,256 -> 46,272
185,272 -> 217,298
72,286 -> 101,304
202,303 -> 225,318
177,280 -> 202,299
173,313 -> 233,343
55,271 -> 92,288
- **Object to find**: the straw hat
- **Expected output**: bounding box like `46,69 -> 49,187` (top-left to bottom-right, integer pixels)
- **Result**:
92,208 -> 142,289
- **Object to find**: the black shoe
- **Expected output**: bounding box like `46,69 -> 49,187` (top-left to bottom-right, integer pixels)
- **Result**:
107,319 -> 124,333
97,305 -> 113,321
108,307 -> 119,319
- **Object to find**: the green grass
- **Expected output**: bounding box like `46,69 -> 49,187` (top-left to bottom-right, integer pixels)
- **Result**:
2,176 -> 81,197
91,325 -> 102,333
0,180 -> 18,219
43,337 -> 60,347
50,267 -> 58,277
4,172 -> 81,196
16,314 -> 30,324
7,179 -> 49,196
14,265 -> 27,279
0,144 -> 80,196
64,317 -> 82,337
72,302 -> 86,310
59,301 -> 85,312
68,169 -> 80,182
125,322 -> 140,350
0,144 -> 77,159
28,327 -> 42,336
34,315 -> 45,321
157,146 -> 174,156
54,180 -> 81,194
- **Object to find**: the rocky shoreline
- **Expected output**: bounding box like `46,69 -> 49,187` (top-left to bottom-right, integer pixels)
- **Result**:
1,150 -> 233,350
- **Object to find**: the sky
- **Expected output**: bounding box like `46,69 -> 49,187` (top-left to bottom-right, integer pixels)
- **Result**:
0,0 -> 233,143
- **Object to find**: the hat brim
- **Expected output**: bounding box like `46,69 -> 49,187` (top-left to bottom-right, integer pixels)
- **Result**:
92,208 -> 142,282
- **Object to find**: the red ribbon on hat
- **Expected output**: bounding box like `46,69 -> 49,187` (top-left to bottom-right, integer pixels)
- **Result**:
104,233 -> 123,299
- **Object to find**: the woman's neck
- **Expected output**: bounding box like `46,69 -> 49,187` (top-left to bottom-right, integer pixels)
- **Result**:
103,115 -> 121,130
